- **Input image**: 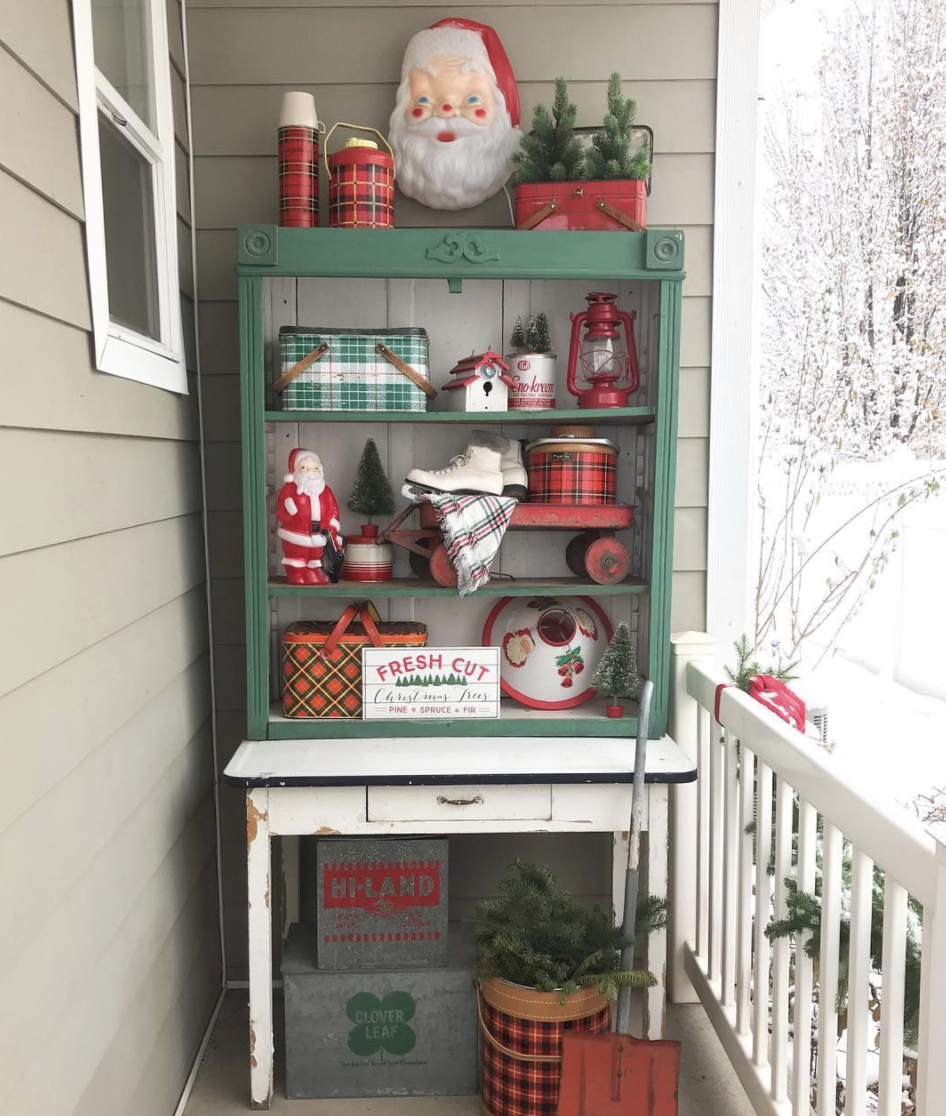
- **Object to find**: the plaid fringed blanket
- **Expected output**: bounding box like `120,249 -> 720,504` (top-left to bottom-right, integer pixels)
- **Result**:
403,485 -> 518,595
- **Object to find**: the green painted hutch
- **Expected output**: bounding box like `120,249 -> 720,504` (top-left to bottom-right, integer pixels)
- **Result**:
237,224 -> 683,742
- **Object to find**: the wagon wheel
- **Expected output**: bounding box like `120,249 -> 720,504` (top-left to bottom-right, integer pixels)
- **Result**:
566,531 -> 599,577
585,536 -> 631,585
429,543 -> 459,588
409,546 -> 433,580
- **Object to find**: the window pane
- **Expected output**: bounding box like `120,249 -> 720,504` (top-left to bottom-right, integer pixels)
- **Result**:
98,113 -> 160,340
92,0 -> 154,128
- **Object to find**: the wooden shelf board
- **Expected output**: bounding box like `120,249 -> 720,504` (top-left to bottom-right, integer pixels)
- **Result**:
264,406 -> 655,426
267,696 -> 640,739
268,576 -> 648,599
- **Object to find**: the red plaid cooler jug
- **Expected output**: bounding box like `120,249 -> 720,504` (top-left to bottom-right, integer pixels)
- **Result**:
325,123 -> 395,229
525,427 -> 618,505
478,978 -> 610,1116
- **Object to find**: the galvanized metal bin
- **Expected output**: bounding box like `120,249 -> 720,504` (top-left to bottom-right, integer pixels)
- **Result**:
317,837 -> 448,970
282,922 -> 478,1099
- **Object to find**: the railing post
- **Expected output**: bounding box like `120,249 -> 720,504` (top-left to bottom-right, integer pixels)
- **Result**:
915,825 -> 946,1114
669,631 -> 718,1003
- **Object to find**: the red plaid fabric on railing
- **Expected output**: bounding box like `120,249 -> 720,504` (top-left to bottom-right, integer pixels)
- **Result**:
478,981 -> 610,1116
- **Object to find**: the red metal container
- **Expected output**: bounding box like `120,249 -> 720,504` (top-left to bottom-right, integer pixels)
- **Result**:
325,123 -> 395,229
514,179 -> 647,231
526,427 -> 618,505
279,125 -> 319,227
340,535 -> 394,582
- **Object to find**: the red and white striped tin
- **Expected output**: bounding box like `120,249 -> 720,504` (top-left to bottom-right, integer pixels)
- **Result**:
341,536 -> 394,582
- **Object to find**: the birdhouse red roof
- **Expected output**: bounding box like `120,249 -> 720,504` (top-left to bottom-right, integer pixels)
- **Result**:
443,350 -> 516,390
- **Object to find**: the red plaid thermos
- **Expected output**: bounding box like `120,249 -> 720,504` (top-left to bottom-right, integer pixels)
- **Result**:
526,426 -> 618,505
324,123 -> 395,229
278,92 -> 321,228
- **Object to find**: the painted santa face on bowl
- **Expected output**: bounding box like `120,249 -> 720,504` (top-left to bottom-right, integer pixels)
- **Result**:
389,27 -> 521,210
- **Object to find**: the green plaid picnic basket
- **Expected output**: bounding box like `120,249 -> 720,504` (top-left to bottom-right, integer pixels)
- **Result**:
277,326 -> 432,412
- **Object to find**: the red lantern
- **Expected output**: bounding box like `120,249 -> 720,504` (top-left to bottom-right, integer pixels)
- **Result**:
565,292 -> 640,409
324,123 -> 395,229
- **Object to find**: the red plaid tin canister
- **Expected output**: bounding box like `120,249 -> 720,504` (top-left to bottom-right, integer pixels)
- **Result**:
478,978 -> 610,1116
526,428 -> 617,505
281,603 -> 427,718
278,92 -> 320,228
325,123 -> 395,229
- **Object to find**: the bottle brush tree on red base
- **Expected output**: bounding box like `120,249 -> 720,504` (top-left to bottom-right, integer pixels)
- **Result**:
590,622 -> 640,717
347,438 -> 395,537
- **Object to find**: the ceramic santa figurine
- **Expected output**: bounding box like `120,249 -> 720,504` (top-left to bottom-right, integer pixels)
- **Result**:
389,18 -> 521,210
276,448 -> 343,585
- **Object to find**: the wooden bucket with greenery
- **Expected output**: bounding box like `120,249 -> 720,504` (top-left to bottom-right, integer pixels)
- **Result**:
471,860 -> 663,1116
513,75 -> 652,233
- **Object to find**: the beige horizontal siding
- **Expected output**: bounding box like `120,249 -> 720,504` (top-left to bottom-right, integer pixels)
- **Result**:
0,47 -> 83,217
0,169 -> 90,329
186,5 -> 718,84
0,514 -> 206,697
0,2 -> 219,1111
672,570 -> 706,630
0,0 -> 78,109
190,79 -> 715,156
0,430 -> 201,556
0,301 -> 198,440
3,588 -> 209,835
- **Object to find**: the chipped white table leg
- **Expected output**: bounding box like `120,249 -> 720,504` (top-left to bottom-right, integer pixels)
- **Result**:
247,788 -> 273,1109
644,783 -> 669,1040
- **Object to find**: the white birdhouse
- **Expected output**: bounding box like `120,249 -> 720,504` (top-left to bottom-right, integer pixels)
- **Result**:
441,350 -> 513,412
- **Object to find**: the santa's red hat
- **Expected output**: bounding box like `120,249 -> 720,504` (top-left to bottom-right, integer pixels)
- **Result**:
400,18 -> 520,128
285,448 -> 321,482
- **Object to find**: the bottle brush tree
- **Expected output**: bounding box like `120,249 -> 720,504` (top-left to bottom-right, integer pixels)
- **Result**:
347,438 -> 395,523
525,315 -> 540,352
584,72 -> 652,181
471,859 -> 665,1003
591,623 -> 640,703
534,313 -> 553,354
513,77 -> 586,184
509,314 -> 526,350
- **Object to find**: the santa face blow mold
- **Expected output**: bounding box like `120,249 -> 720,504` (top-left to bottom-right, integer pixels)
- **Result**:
389,18 -> 521,210
276,449 -> 343,586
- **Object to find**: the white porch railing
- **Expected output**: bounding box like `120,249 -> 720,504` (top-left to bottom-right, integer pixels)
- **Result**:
668,633 -> 946,1116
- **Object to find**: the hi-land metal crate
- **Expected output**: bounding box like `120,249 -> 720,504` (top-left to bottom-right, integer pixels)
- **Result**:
283,922 -> 477,1099
276,326 -> 433,412
317,838 -> 448,970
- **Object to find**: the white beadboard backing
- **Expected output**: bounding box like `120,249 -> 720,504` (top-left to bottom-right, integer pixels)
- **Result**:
188,0 -> 716,978
0,3 -> 219,1116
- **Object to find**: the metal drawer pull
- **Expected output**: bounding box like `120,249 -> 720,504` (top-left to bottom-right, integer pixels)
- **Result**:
436,795 -> 484,807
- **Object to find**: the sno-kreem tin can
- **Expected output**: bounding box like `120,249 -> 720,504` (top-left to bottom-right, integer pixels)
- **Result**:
325,123 -> 395,229
526,426 -> 618,505
317,838 -> 448,969
340,535 -> 394,582
505,352 -> 557,410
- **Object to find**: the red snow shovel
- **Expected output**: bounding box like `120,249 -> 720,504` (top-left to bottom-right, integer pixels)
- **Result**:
557,681 -> 681,1116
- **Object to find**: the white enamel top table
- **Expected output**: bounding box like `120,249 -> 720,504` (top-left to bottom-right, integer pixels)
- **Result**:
225,735 -> 696,1109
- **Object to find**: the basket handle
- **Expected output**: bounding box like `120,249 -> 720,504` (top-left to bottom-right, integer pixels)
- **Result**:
319,600 -> 384,658
323,122 -> 395,179
376,342 -> 438,399
274,341 -> 330,394
476,989 -> 562,1064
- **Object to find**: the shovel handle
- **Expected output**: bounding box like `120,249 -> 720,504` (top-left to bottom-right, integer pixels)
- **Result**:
627,680 -> 654,875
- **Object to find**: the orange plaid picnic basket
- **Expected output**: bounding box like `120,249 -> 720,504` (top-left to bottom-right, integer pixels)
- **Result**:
281,602 -> 427,718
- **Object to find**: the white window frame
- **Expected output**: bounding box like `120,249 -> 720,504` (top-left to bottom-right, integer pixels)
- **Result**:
73,0 -> 188,393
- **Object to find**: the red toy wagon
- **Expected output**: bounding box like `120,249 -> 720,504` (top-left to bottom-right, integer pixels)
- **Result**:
381,501 -> 634,589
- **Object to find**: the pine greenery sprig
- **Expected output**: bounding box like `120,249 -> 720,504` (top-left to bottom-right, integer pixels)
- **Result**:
470,859 -> 665,1004
765,866 -> 922,1046
584,73 -> 651,182
347,438 -> 395,520
724,635 -> 799,692
513,77 -> 586,185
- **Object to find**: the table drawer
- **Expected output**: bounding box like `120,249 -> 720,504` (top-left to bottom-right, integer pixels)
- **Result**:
367,784 -> 552,823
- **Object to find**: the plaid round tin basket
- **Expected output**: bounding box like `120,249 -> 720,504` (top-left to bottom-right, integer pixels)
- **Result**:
478,978 -> 610,1116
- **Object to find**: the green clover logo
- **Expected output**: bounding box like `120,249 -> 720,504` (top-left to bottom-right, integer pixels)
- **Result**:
346,991 -> 416,1058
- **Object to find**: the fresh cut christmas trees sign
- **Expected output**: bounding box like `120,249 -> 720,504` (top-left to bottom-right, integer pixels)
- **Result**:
362,647 -> 500,719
